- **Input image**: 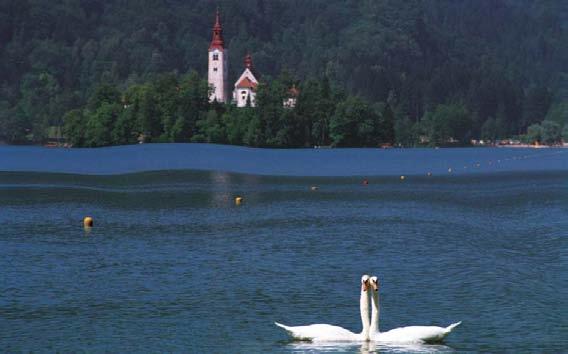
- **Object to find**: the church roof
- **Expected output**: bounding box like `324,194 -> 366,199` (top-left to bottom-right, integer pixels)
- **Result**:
243,52 -> 259,78
235,77 -> 258,89
209,9 -> 225,51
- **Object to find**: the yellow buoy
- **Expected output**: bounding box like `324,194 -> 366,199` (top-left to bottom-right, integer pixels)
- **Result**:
83,216 -> 93,228
400,175 -> 406,180
235,196 -> 243,205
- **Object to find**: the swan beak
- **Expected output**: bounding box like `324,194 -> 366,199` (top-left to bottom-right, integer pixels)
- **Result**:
361,275 -> 370,291
370,277 -> 379,291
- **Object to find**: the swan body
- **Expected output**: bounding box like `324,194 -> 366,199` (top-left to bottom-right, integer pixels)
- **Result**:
275,275 -> 371,342
275,275 -> 462,344
274,322 -> 361,342
368,276 -> 461,344
373,322 -> 462,344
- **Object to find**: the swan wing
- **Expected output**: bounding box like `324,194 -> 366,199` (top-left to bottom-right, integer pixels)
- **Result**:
376,321 -> 461,344
275,322 -> 359,342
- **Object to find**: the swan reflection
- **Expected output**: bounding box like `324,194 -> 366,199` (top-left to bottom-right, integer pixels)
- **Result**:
287,341 -> 454,353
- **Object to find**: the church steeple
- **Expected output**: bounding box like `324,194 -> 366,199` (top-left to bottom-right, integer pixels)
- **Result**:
244,53 -> 253,70
208,8 -> 228,103
209,8 -> 224,51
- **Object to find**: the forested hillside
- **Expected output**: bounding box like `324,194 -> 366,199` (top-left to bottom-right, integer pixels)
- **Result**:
1,0 -> 568,146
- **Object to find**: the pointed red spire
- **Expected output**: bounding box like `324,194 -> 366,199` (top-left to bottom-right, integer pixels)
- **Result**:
244,52 -> 253,70
209,8 -> 224,51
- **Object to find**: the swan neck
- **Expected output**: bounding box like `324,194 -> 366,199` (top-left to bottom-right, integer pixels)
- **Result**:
370,289 -> 379,334
360,287 -> 370,340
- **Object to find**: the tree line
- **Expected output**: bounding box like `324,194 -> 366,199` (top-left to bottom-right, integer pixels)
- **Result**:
63,72 -> 395,148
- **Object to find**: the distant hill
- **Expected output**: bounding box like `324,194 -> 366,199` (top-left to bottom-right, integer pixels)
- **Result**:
1,0 -> 567,145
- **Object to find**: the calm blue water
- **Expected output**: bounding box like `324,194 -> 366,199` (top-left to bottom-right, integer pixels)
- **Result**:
1,145 -> 567,353
0,143 -> 567,175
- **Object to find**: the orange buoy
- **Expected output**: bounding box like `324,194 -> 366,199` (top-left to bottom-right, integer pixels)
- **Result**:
83,216 -> 93,228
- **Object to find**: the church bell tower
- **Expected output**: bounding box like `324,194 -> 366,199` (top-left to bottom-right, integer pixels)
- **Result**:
208,9 -> 228,103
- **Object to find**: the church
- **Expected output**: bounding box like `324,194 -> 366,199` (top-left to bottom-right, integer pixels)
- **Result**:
207,10 -> 260,107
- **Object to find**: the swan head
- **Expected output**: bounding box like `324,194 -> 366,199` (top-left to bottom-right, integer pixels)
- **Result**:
361,274 -> 370,291
369,276 -> 379,291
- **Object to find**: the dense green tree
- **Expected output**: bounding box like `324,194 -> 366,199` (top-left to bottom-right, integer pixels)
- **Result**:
330,96 -> 378,147
481,117 -> 497,142
394,116 -> 415,147
62,109 -> 86,146
255,80 -> 287,146
522,86 -> 553,129
525,124 -> 543,144
224,106 -> 255,145
540,121 -> 562,145
84,103 -> 122,147
87,84 -> 121,111
193,110 -> 227,144
378,103 -> 395,144
0,103 -> 29,143
563,125 -> 568,142
421,103 -> 471,145
112,108 -> 138,145
545,102 -> 568,128
176,72 -> 210,141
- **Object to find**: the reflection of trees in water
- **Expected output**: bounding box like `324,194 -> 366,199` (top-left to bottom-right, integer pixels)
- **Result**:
209,171 -> 232,207
207,171 -> 262,207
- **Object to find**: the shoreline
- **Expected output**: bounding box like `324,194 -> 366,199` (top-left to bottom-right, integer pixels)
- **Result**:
0,143 -> 566,176
2,141 -> 567,150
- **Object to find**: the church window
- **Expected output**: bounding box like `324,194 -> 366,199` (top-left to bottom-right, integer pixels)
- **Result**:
213,54 -> 219,61
241,91 -> 247,94
213,67 -> 218,72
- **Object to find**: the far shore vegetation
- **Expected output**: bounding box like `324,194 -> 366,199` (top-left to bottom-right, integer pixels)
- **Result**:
4,71 -> 568,149
41,72 -> 568,148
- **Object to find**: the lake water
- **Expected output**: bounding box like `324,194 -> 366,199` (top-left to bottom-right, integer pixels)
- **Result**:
1,144 -> 567,353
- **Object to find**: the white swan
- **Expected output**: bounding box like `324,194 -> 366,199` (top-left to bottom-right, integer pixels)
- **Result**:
275,275 -> 371,342
368,276 -> 461,344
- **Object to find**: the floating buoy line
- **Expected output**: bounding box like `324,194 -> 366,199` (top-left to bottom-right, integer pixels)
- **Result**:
70,149 -> 567,227
361,148 -> 567,184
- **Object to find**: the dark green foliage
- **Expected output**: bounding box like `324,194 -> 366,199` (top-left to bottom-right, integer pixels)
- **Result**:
62,109 -> 85,146
524,120 -> 562,145
540,121 -> 562,145
481,118 -> 497,142
330,96 -> 380,147
420,103 -> 471,146
525,124 -> 543,144
562,125 -> 568,142
545,102 -> 568,127
2,0 -> 567,146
